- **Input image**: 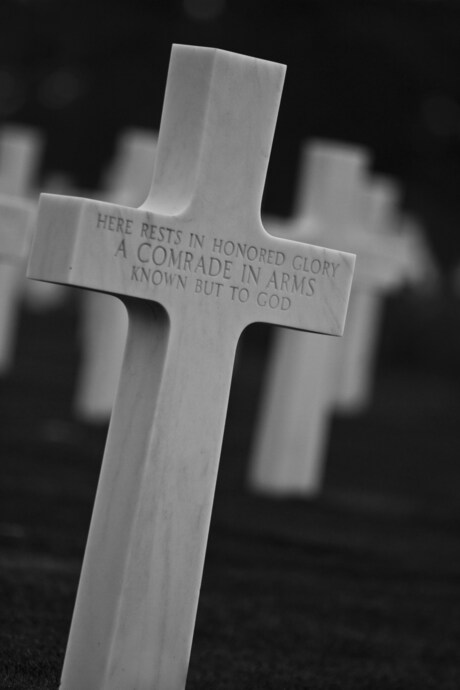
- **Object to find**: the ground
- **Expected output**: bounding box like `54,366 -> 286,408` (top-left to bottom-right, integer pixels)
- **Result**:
1,289 -> 460,689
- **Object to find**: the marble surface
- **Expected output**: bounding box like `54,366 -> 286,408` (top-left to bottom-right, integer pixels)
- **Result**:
28,45 -> 354,690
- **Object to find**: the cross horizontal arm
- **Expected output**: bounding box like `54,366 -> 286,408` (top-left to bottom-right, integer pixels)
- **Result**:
28,194 -> 355,337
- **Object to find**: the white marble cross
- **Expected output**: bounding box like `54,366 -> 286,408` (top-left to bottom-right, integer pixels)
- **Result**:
0,127 -> 39,373
333,176 -> 403,413
400,213 -> 439,291
0,125 -> 41,196
103,128 -> 158,206
24,173 -> 73,312
249,141 -> 405,495
334,180 -> 440,413
28,45 -> 355,689
74,129 -> 157,422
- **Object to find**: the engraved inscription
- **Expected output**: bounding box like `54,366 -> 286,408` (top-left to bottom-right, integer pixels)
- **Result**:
94,210 -> 342,313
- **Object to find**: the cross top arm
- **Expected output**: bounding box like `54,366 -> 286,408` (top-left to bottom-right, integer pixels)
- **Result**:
28,45 -> 355,338
29,193 -> 355,335
145,45 -> 285,221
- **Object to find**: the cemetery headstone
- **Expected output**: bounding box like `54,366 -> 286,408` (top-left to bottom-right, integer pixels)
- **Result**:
333,176 -> 405,413
74,129 -> 157,422
0,125 -> 41,196
24,173 -> 73,311
102,128 -> 158,205
0,126 -> 40,373
249,141 -> 406,495
332,178 -> 440,414
28,45 -> 355,689
399,213 -> 439,292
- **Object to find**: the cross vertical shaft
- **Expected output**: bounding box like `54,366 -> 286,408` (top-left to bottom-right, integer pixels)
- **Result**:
28,45 -> 355,690
62,303 -> 239,689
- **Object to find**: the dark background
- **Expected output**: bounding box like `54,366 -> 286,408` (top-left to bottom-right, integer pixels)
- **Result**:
1,1 -> 460,688
2,0 -> 460,266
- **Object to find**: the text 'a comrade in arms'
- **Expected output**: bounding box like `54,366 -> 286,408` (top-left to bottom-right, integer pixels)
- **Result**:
97,210 -> 342,302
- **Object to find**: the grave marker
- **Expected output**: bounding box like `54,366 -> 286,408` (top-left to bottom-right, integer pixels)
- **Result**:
0,196 -> 35,373
249,141 -> 405,495
24,173 -> 73,311
400,213 -> 439,292
0,127 -> 40,372
333,176 -> 403,412
28,46 -> 355,688
103,128 -> 158,205
74,129 -> 157,421
334,189 -> 440,413
0,125 -> 41,196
